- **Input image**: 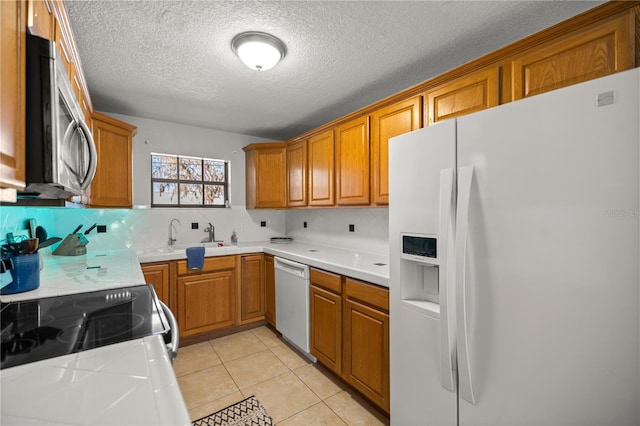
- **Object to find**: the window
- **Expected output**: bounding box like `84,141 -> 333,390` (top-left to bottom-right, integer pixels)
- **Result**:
151,153 -> 229,207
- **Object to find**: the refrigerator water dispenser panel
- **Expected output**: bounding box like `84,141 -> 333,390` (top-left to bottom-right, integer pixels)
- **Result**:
401,234 -> 438,265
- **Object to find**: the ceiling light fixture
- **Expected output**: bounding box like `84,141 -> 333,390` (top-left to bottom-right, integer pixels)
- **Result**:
231,31 -> 286,71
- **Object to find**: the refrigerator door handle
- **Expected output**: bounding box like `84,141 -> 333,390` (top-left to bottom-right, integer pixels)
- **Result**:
438,168 -> 456,392
455,165 -> 476,405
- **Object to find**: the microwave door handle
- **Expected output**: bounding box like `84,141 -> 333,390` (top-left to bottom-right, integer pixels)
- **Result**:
61,120 -> 78,176
76,118 -> 98,191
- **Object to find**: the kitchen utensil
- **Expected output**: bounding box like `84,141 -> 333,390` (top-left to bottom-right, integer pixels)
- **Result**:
84,223 -> 97,235
53,234 -> 89,256
38,237 -> 61,250
71,225 -> 83,234
28,219 -> 37,239
22,239 -> 39,254
35,226 -> 47,242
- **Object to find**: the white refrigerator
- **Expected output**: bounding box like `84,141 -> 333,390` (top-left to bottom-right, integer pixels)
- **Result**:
389,68 -> 640,425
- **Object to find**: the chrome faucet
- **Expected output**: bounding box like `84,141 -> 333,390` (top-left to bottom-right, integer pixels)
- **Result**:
168,219 -> 181,245
202,223 -> 215,242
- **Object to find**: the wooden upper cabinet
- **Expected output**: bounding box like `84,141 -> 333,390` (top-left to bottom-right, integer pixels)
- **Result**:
512,14 -> 634,100
243,143 -> 287,209
1,0 -> 26,193
370,96 -> 422,205
425,68 -> 499,125
287,140 -> 307,207
335,116 -> 370,205
308,130 -> 335,206
53,17 -> 74,87
27,0 -> 54,39
87,112 -> 137,207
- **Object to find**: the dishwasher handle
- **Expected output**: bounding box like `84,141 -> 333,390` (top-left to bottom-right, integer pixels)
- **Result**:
274,256 -> 309,279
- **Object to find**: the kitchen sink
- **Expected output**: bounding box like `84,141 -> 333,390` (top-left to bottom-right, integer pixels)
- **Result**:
168,242 -> 228,252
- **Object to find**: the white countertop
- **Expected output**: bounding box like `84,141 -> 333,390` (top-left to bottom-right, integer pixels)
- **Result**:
137,240 -> 390,287
1,335 -> 190,426
0,250 -> 146,303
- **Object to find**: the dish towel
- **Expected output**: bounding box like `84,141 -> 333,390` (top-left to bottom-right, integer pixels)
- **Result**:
186,246 -> 205,270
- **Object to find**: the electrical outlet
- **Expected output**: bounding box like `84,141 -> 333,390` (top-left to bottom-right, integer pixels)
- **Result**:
349,224 -> 355,232
303,222 -> 307,228
97,225 -> 107,233
260,221 -> 267,227
191,222 -> 198,229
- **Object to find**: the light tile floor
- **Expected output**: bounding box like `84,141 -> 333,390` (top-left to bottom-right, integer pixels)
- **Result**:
174,326 -> 390,425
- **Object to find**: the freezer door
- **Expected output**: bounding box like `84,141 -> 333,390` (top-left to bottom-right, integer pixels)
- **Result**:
456,68 -> 640,425
389,120 -> 457,425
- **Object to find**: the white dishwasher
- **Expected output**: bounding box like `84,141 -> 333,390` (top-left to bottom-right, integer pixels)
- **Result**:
274,257 -> 315,361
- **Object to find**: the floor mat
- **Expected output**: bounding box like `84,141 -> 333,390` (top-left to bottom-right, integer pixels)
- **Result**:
192,395 -> 274,426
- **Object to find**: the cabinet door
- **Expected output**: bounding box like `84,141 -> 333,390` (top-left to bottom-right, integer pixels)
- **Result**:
512,14 -> 633,101
308,130 -> 335,206
141,262 -> 169,306
88,112 -> 136,207
28,0 -> 54,39
425,68 -> 499,125
343,297 -> 390,413
335,116 -> 370,205
310,284 -> 342,375
0,0 -> 26,192
287,140 -> 307,207
264,254 -> 276,327
244,144 -> 287,209
239,254 -> 265,323
177,270 -> 235,337
370,96 -> 422,205
53,17 -> 74,88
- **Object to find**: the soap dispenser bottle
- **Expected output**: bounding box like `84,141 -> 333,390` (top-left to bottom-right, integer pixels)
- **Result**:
230,229 -> 238,245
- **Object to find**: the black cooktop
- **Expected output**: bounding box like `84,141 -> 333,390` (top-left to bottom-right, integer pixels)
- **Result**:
0,285 -> 169,369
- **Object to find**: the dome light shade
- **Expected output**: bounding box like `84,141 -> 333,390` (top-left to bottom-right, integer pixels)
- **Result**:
231,32 -> 286,71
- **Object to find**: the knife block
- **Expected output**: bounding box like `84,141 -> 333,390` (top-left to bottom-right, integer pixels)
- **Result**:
52,233 -> 89,256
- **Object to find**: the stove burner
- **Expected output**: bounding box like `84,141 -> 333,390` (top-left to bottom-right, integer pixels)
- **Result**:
1,325 -> 62,360
2,338 -> 37,357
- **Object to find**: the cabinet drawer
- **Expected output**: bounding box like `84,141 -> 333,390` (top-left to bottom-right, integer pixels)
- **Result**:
176,255 -> 235,275
344,278 -> 389,312
310,268 -> 342,294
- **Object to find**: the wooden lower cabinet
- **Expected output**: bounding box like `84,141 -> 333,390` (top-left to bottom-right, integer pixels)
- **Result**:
343,290 -> 390,413
238,254 -> 265,324
309,268 -> 390,413
140,262 -> 169,306
310,268 -> 343,374
175,256 -> 236,338
264,254 -> 276,327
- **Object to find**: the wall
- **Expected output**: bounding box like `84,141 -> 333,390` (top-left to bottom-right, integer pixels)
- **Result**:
286,208 -> 388,256
0,205 -> 388,255
1,114 -> 389,257
108,112 -> 267,208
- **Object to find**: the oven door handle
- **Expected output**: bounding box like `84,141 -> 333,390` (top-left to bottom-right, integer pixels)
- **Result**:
159,301 -> 179,362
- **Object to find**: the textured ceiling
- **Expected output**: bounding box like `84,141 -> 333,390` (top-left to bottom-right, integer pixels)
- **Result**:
65,0 -> 603,141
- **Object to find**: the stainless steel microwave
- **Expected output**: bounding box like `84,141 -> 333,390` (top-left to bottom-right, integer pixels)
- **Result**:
24,34 -> 97,199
